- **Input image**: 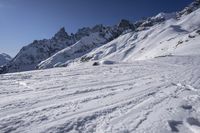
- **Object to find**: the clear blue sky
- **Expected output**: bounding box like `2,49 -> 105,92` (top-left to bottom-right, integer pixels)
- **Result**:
0,0 -> 193,57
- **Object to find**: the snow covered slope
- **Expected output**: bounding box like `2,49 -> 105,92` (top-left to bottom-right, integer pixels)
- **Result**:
1,1 -> 200,133
0,53 -> 12,66
37,25 -> 123,69
1,1 -> 199,73
81,8 -> 200,63
36,1 -> 200,69
0,55 -> 200,133
2,20 -> 134,73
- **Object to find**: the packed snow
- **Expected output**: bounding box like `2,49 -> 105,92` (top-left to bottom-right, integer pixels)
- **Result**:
0,55 -> 200,133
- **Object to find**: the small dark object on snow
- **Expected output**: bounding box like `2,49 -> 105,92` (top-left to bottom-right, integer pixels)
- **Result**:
178,40 -> 183,44
188,34 -> 195,38
93,62 -> 100,66
181,105 -> 192,110
196,30 -> 200,35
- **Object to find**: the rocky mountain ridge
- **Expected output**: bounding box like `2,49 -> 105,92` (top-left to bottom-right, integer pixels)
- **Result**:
1,0 -> 200,74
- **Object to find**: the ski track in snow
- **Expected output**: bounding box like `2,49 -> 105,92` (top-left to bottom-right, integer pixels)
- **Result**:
0,56 -> 200,133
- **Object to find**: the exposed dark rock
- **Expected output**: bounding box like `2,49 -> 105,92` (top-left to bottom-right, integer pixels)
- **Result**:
92,62 -> 100,66
118,19 -> 135,31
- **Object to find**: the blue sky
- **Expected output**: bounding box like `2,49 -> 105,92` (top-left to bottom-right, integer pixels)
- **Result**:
0,0 -> 193,57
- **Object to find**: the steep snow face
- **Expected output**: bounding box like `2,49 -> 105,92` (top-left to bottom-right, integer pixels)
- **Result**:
0,53 -> 12,66
37,26 -> 124,69
0,55 -> 200,133
82,8 -> 200,63
5,28 -> 76,73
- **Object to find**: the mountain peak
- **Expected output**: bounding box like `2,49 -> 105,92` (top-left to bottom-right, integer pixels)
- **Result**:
53,27 -> 70,41
58,27 -> 66,33
118,19 -> 135,30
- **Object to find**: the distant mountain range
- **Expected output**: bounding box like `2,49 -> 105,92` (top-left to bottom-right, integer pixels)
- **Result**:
0,53 -> 12,66
1,0 -> 200,74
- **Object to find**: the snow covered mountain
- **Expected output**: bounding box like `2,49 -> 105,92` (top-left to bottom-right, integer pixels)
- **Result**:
2,28 -> 76,73
36,14 -> 177,68
1,1 -> 200,133
1,20 -> 134,73
37,23 -> 133,69
177,0 -> 200,17
37,0 -> 200,69
1,0 -> 200,73
81,8 -> 200,63
0,53 -> 12,66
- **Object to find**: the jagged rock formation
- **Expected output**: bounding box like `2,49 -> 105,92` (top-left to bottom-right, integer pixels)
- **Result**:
4,28 -> 76,73
118,19 -> 135,31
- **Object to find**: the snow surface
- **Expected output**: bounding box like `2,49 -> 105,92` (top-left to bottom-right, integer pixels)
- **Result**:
0,55 -> 200,133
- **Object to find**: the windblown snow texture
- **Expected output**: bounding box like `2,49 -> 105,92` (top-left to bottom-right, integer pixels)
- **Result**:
1,56 -> 200,133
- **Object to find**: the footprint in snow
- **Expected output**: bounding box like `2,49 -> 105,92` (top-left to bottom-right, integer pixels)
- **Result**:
185,85 -> 198,92
185,117 -> 200,133
173,83 -> 197,92
168,120 -> 183,132
181,104 -> 193,110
